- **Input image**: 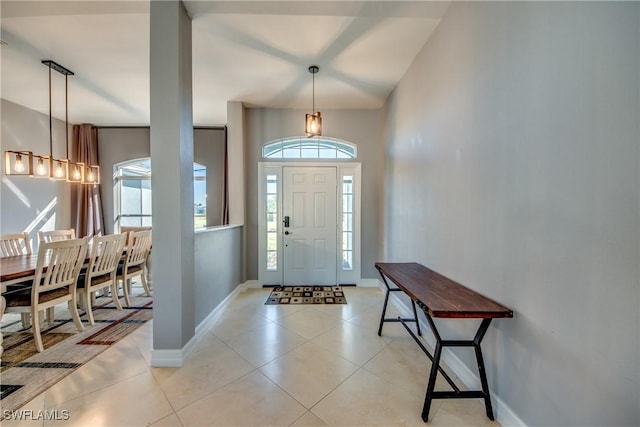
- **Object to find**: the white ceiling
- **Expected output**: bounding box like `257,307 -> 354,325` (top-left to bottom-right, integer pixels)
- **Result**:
1,1 -> 449,126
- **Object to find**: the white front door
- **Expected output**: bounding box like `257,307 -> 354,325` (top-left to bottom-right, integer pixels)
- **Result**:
282,166 -> 337,285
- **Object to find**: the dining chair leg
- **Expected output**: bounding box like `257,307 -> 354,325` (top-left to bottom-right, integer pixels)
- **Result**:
140,273 -> 151,297
121,279 -> 131,307
32,309 -> 44,353
68,300 -> 84,331
110,282 -> 123,311
83,290 -> 95,326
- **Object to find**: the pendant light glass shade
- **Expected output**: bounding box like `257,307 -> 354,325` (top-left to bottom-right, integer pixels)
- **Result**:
32,154 -> 51,178
50,158 -> 69,180
85,165 -> 100,184
304,65 -> 322,137
66,160 -> 84,183
4,151 -> 33,176
305,112 -> 322,137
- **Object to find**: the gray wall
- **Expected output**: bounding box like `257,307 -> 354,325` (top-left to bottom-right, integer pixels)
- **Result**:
194,226 -> 243,326
382,2 -> 639,426
97,127 -> 225,234
244,107 -> 384,281
0,99 -> 72,244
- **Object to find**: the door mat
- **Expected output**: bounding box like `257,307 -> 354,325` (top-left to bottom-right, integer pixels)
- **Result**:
265,286 -> 347,305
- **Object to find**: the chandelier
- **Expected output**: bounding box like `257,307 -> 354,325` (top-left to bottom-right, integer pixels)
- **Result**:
4,60 -> 99,184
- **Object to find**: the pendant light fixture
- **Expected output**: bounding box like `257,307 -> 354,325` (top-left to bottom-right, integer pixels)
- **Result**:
3,59 -> 99,184
305,65 -> 322,137
4,150 -> 33,176
45,60 -> 72,181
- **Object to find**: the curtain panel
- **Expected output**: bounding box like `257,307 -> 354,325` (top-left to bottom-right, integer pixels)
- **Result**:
71,124 -> 104,238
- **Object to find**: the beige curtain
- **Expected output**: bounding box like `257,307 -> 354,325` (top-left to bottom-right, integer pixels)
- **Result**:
71,124 -> 104,238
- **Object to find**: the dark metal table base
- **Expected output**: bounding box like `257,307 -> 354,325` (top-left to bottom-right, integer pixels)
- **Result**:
376,265 -> 421,337
400,302 -> 495,422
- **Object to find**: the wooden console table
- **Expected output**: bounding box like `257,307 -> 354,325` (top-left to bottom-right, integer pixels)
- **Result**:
375,262 -> 513,422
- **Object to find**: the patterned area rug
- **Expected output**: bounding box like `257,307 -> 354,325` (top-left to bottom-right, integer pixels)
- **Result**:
0,291 -> 152,420
265,286 -> 347,305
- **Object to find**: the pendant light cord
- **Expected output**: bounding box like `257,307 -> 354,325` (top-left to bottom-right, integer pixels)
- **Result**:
49,65 -> 53,158
312,71 -> 315,113
65,74 -> 69,159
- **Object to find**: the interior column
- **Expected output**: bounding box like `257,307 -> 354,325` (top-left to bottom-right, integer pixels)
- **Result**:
149,0 -> 195,366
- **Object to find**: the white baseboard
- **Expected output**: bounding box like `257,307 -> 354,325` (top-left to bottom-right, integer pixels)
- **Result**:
150,350 -> 182,367
357,278 -> 382,287
388,293 -> 526,427
150,282 -> 249,367
195,282 -> 248,336
243,280 -> 261,289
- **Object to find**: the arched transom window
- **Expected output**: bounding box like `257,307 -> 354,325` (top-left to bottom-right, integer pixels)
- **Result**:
262,136 -> 357,159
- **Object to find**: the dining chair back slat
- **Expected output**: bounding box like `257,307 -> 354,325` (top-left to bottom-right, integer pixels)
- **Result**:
125,230 -> 152,269
37,238 -> 87,296
90,234 -> 127,277
118,230 -> 152,306
79,233 -> 127,324
38,229 -> 76,243
0,232 -> 32,257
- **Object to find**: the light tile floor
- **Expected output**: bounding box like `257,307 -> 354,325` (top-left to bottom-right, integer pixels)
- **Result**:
3,286 -> 501,426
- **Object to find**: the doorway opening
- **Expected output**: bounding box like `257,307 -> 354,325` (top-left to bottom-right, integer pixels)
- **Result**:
258,162 -> 361,286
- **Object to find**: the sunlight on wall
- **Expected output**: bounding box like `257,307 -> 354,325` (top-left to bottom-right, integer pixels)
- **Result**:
24,197 -> 58,234
40,215 -> 57,234
2,176 -> 32,208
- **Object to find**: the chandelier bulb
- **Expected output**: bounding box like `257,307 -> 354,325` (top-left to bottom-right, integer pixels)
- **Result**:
55,161 -> 64,178
36,158 -> 46,175
14,153 -> 25,172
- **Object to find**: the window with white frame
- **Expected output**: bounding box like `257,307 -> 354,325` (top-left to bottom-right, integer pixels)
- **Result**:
342,175 -> 354,270
114,158 -> 207,230
263,137 -> 356,159
266,174 -> 278,271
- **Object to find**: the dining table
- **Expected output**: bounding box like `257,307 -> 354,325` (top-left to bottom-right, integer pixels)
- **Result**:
1,253 -> 41,286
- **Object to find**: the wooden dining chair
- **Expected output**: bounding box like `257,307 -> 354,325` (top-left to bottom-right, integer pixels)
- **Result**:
37,229 -> 75,323
77,233 -> 127,325
4,238 -> 88,352
120,226 -> 153,287
117,230 -> 152,307
1,232 -> 34,327
0,232 -> 32,257
38,229 -> 76,243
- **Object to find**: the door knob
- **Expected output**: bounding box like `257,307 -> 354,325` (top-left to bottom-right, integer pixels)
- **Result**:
284,231 -> 291,235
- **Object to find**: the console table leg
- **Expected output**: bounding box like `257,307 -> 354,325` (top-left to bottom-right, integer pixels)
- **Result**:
376,266 -> 422,337
411,299 -> 422,336
377,286 -> 391,336
422,339 -> 442,422
474,319 -> 494,421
